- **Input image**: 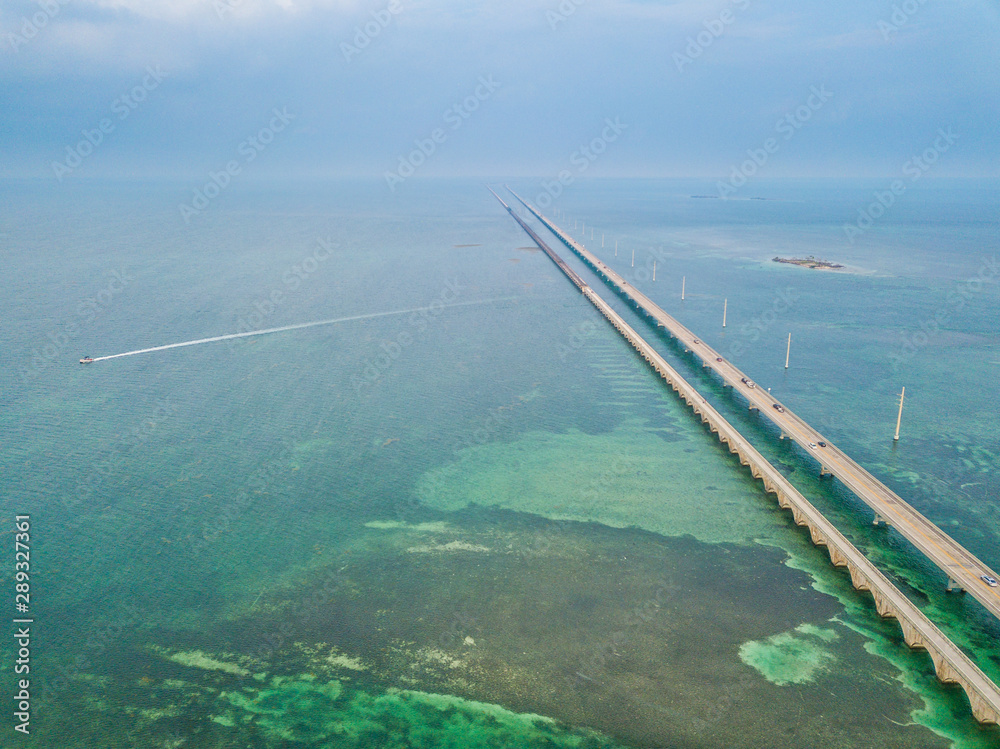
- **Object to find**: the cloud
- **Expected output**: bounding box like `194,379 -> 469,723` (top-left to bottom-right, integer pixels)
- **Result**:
79,0 -> 361,22
0,0 -> 997,178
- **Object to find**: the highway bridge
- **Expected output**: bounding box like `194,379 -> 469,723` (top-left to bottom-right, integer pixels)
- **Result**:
489,187 -> 1000,725
490,189 -> 1000,724
505,186 -> 1000,626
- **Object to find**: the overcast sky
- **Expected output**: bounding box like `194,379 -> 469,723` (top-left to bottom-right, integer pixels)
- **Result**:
2,0 -> 998,181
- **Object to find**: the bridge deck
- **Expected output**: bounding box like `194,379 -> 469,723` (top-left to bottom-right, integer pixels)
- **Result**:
491,187 -> 1000,724
506,187 -> 1000,625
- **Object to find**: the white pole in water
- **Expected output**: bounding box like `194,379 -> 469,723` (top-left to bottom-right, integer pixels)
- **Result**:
681,276 -> 686,300
602,233 -> 604,247
631,249 -> 635,268
722,298 -> 727,327
615,240 -> 618,257
785,333 -> 791,369
653,261 -> 656,281
894,387 -> 906,441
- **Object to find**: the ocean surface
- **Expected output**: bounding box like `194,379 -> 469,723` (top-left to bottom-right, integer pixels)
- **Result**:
1,177 -> 998,748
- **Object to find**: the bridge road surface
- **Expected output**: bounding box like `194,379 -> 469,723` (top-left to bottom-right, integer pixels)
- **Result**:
506,187 -> 1000,624
491,187 -> 1000,724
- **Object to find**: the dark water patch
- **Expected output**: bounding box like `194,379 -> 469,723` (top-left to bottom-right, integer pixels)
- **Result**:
105,514 -> 942,749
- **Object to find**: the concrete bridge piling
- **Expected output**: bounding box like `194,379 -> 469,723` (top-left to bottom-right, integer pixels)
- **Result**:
491,186 -> 1000,725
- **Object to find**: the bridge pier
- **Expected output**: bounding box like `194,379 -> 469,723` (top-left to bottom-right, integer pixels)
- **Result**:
498,188 -> 1000,727
820,465 -> 833,477
873,513 -> 889,527
947,578 -> 966,594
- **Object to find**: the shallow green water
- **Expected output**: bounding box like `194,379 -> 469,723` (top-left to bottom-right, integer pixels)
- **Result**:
1,177 -> 998,747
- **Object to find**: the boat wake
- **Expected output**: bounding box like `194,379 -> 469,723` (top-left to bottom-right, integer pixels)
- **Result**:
85,298 -> 509,363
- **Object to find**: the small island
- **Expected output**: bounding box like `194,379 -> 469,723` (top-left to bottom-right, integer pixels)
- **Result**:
773,255 -> 844,270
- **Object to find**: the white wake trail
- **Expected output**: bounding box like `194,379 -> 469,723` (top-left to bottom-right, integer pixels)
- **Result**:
89,298 -> 507,363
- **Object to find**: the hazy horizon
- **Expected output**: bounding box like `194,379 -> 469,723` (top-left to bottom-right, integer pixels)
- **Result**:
3,0 -> 998,184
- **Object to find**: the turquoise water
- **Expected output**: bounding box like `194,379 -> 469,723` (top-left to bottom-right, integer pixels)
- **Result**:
1,177 -> 998,747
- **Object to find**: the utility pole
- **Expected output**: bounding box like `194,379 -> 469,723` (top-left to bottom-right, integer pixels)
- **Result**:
722,298 -> 727,328
785,333 -> 791,369
894,387 -> 905,441
602,233 -> 604,247
615,240 -> 618,257
631,249 -> 634,268
653,261 -> 656,281
681,276 -> 686,301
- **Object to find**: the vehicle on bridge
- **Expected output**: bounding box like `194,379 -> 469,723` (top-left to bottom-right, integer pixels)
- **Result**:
983,575 -> 998,587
